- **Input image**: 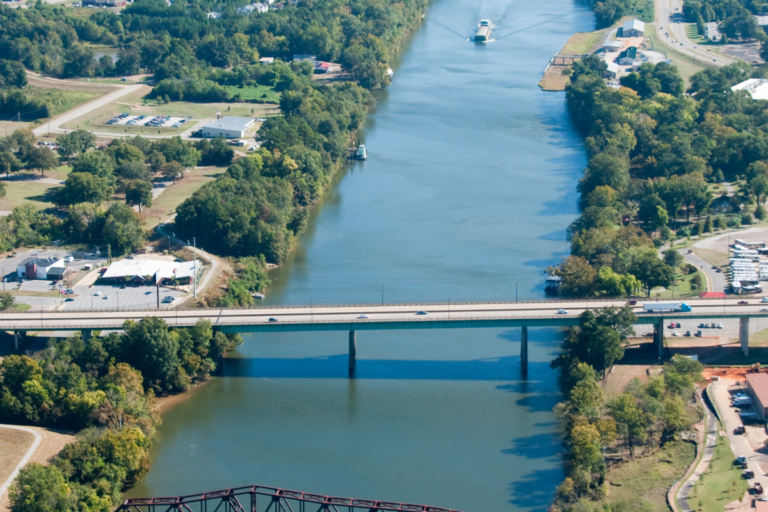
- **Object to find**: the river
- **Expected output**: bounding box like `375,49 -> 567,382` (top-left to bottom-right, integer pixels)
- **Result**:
126,0 -> 595,510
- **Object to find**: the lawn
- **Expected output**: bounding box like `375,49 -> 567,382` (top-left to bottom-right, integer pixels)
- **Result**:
141,166 -> 225,229
0,180 -> 62,211
561,30 -> 605,54
650,269 -> 707,299
62,87 -> 280,135
0,426 -> 35,486
601,440 -> 695,511
224,84 -> 281,103
20,85 -> 104,118
687,433 -> 750,511
646,30 -> 715,87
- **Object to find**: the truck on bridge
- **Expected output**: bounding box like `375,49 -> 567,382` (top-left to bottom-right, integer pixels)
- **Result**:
643,302 -> 692,312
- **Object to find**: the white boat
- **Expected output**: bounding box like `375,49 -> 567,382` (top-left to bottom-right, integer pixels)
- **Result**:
474,20 -> 492,42
354,144 -> 367,160
251,292 -> 265,299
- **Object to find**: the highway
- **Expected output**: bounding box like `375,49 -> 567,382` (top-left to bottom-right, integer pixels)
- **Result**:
2,298 -> 768,332
654,0 -> 735,67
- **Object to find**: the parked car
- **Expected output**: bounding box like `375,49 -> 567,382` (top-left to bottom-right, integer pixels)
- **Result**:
717,323 -> 723,329
672,331 -> 680,336
94,291 -> 101,296
162,296 -> 174,303
685,330 -> 691,336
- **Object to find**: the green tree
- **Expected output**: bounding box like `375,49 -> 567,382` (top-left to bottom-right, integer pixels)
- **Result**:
608,393 -> 647,457
663,248 -> 683,270
9,463 -> 77,512
161,161 -> 184,184
26,146 -> 59,177
55,172 -> 114,206
0,150 -> 21,178
0,291 -> 14,310
71,151 -> 115,185
124,179 -> 153,212
122,317 -> 179,391
102,203 -> 145,255
630,252 -> 675,297
56,130 -> 96,160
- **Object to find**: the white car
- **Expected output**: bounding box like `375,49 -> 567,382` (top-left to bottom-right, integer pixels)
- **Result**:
672,331 -> 680,337
94,291 -> 101,296
717,323 -> 723,329
357,314 -> 369,319
762,297 -> 768,303
557,309 -> 568,314
64,256 -> 74,262
103,295 -> 109,299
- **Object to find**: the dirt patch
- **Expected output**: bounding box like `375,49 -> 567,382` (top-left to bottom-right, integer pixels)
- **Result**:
0,427 -> 34,487
25,75 -> 115,94
539,65 -> 571,91
0,426 -> 75,512
703,367 -> 751,381
603,364 -> 653,397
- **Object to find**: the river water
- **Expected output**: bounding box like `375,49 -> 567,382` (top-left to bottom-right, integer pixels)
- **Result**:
126,0 -> 594,510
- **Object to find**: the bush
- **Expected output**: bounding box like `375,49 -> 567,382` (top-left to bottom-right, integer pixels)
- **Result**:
742,212 -> 754,225
692,274 -> 702,289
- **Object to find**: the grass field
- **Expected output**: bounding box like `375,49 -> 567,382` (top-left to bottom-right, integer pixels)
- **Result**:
21,85 -> 104,118
561,30 -> 606,54
225,84 -> 281,103
142,166 -> 225,229
687,433 -> 749,511
0,181 -> 61,211
62,87 -> 280,135
602,440 -> 695,511
651,269 -> 707,299
0,427 -> 35,487
646,30 -> 715,87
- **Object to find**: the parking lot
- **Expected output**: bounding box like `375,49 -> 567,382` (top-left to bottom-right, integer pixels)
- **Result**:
106,113 -> 189,128
60,283 -> 183,311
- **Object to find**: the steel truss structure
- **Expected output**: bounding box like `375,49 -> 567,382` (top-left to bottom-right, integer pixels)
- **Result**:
117,485 -> 465,512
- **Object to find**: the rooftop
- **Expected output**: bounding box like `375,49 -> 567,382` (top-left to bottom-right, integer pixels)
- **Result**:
203,116 -> 255,131
19,256 -> 62,268
732,78 -> 768,100
102,259 -> 200,280
746,373 -> 768,406
623,19 -> 645,32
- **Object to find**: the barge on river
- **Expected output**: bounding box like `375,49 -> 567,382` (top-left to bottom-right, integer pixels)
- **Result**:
354,144 -> 367,160
474,20 -> 492,42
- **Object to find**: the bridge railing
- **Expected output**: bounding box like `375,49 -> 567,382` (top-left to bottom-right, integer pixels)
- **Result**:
117,484 -> 465,512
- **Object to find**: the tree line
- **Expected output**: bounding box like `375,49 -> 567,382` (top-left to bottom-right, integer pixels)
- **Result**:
550,308 -> 704,512
2,317 -> 242,512
551,57 -> 768,297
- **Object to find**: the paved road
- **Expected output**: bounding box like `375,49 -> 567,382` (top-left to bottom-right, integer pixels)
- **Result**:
677,389 -> 717,512
0,425 -> 42,502
684,252 -> 727,292
2,298 -> 768,331
32,84 -> 145,138
654,0 -> 735,67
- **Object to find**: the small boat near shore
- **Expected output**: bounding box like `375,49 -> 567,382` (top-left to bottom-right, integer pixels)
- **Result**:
354,144 -> 367,160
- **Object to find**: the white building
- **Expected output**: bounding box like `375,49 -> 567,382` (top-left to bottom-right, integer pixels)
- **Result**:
259,57 -> 275,64
207,11 -> 221,18
705,22 -> 721,41
622,19 -> 645,37
101,259 -> 200,285
236,3 -> 267,14
731,79 -> 768,100
17,256 -> 65,280
600,41 -> 624,52
201,117 -> 255,139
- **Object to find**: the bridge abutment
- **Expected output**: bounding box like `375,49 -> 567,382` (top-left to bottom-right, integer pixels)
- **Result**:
520,326 -> 528,376
82,329 -> 92,342
348,330 -> 356,375
13,330 -> 25,350
740,317 -> 750,356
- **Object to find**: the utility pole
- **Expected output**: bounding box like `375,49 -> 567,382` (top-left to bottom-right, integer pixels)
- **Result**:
193,236 -> 197,298
107,244 -> 112,264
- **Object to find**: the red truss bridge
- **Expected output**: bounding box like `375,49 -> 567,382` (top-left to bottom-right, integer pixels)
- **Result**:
117,485 -> 465,512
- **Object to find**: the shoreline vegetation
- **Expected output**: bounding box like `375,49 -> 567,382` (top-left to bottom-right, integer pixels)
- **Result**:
0,0 -> 430,509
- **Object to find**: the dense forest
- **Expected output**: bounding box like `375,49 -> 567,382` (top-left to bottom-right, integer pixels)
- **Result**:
592,0 -> 654,28
550,56 -> 768,297
2,318 -> 242,512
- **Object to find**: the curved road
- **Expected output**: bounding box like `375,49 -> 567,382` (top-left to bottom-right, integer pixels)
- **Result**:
654,0 -> 735,67
0,425 -> 42,502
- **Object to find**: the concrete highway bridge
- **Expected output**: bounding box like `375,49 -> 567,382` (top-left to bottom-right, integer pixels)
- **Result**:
3,298 -> 767,372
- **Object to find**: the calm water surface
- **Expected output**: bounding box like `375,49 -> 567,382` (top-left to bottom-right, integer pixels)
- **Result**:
126,0 -> 594,510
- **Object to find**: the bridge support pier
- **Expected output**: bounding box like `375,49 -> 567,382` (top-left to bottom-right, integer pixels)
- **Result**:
13,330 -> 24,351
82,329 -> 92,342
654,319 -> 664,360
740,317 -> 750,356
348,330 -> 356,375
520,326 -> 528,377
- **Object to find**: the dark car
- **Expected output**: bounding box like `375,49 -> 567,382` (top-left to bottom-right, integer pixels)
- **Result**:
120,284 -> 126,289
676,323 -> 681,328
64,298 -> 74,302
269,317 -> 278,322
738,301 -> 749,305
628,300 -> 637,305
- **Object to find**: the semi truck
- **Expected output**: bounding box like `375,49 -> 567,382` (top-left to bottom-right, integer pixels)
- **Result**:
643,302 -> 692,312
